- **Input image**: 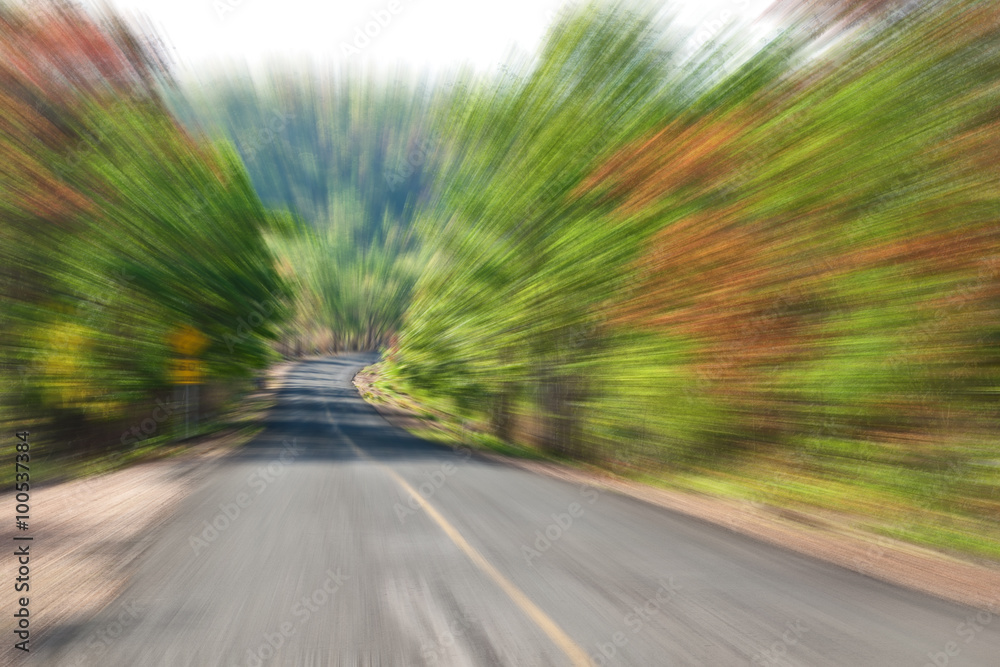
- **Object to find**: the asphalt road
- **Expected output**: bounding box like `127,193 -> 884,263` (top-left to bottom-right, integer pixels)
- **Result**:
35,354 -> 1000,666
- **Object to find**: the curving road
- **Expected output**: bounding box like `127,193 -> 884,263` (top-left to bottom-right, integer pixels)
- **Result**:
35,354 -> 1000,666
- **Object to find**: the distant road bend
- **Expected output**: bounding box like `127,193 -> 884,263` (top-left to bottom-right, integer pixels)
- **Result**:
37,354 -> 1000,666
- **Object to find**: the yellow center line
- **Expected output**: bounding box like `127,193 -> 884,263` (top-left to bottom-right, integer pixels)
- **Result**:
327,406 -> 590,666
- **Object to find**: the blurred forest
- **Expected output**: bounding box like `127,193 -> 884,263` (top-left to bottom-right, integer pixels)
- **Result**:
381,0 -> 1000,557
168,65 -> 439,353
1,0 -> 997,557
0,2 -> 289,467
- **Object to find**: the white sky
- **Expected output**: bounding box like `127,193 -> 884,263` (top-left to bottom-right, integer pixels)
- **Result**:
83,0 -> 775,77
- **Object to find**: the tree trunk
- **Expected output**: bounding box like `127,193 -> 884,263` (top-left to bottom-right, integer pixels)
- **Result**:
540,369 -> 579,457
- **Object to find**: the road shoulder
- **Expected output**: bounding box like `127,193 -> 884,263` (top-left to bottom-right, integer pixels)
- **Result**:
0,361 -> 296,662
354,366 -> 1000,613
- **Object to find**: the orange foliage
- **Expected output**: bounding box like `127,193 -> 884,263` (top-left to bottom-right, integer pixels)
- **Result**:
575,112 -> 748,214
0,2 -> 166,226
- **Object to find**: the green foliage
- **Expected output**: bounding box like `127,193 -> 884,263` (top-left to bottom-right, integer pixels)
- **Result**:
0,2 -> 288,455
169,65 -> 438,351
383,0 -> 1000,552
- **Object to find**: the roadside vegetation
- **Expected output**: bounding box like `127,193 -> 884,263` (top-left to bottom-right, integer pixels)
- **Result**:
2,0 -> 997,561
0,3 -> 289,482
375,0 -> 1000,561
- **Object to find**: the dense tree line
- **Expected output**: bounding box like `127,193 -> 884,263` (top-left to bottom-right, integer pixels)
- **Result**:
169,65 -> 440,352
0,2 -> 289,457
384,0 -> 1000,556
2,0 -> 996,556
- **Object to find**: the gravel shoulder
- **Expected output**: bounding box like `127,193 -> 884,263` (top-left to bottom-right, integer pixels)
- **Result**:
0,361 -> 296,665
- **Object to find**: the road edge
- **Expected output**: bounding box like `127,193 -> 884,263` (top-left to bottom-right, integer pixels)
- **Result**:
353,364 -> 1000,614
